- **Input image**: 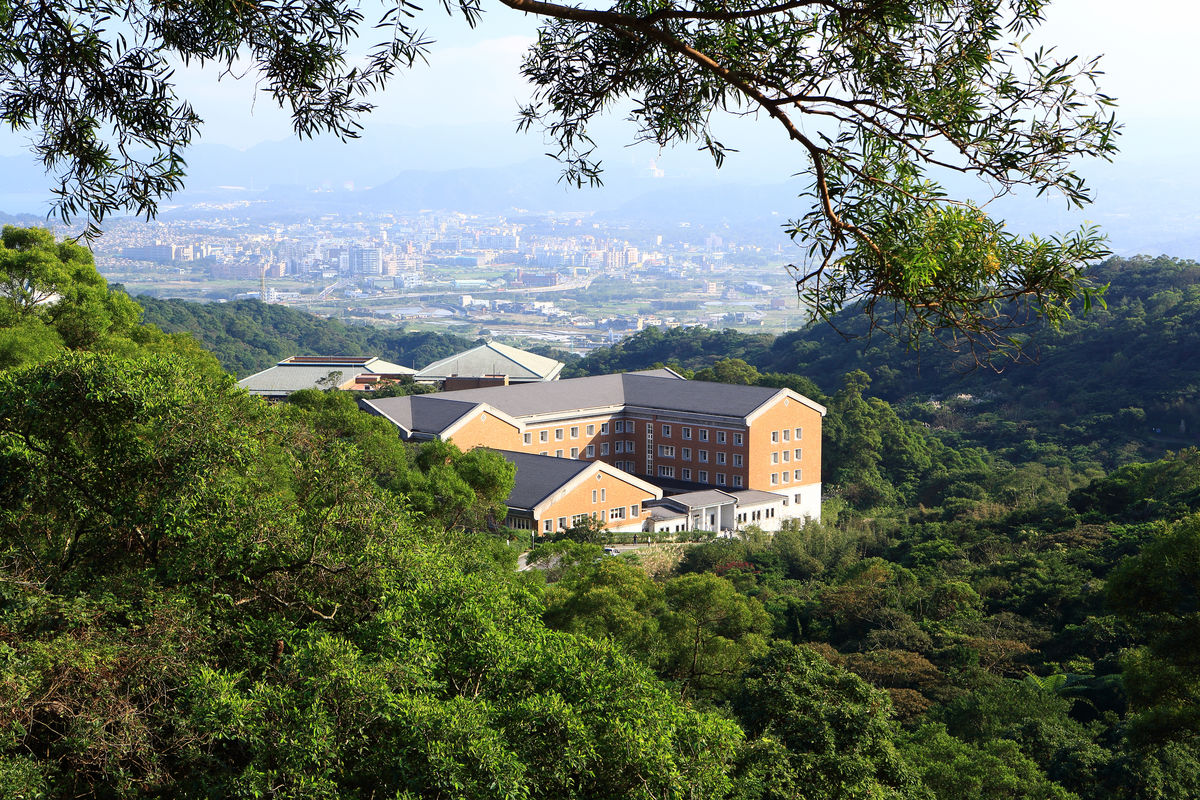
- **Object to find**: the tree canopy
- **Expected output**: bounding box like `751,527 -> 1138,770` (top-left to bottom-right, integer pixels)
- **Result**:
0,0 -> 1116,350
10,226 -> 1200,799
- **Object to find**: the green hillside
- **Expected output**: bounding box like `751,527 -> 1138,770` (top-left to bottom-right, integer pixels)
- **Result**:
133,295 -> 473,378
4,243 -> 1183,797
569,255 -> 1200,468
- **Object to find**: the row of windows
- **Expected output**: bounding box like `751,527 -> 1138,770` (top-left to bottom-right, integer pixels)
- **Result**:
522,422 -> 749,447
527,422 -> 609,445
768,469 -> 802,485
658,465 -> 744,487
545,505 -> 642,532
655,445 -> 744,466
667,425 -> 744,445
770,428 -> 803,443
770,449 -> 803,464
736,507 -> 777,524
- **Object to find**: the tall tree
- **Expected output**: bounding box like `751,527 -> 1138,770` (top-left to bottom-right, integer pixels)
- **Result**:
0,0 -> 1115,350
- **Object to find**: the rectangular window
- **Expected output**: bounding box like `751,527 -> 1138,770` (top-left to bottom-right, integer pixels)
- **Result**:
771,452 -> 779,464
544,519 -> 553,532
681,468 -> 691,480
795,493 -> 803,503
662,424 -> 671,437
795,468 -> 802,481
570,447 -> 579,458
783,471 -> 791,482
782,451 -> 790,462
586,445 -> 595,457
716,452 -> 726,465
658,445 -> 675,457
783,429 -> 791,442
555,428 -> 564,440
734,433 -> 744,446
625,420 -> 635,434
558,517 -> 567,530
540,430 -> 548,442
601,423 -> 610,434
733,454 -> 743,467
794,427 -> 802,440
570,426 -> 579,439
614,420 -> 624,433
770,473 -> 779,485
523,432 -> 532,445
699,450 -> 709,463
771,431 -> 779,443
682,447 -> 691,460
716,473 -> 726,485
699,429 -> 709,441
555,449 -> 563,458
600,488 -> 606,501
658,465 -> 675,478
599,509 -> 607,521
733,475 -> 744,487
631,504 -> 640,516
610,506 -> 625,520
682,426 -> 692,439
539,451 -> 548,456
601,442 -> 610,456
586,424 -> 595,436
572,513 -> 587,526
794,448 -> 802,460
698,470 -> 708,483
626,441 -> 635,452
592,489 -> 597,503
717,431 -> 727,444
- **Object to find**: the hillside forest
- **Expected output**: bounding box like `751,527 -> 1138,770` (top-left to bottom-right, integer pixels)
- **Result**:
3,227 -> 1200,799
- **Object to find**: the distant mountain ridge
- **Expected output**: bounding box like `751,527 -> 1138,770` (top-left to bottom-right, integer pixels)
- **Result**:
2,120 -> 1197,255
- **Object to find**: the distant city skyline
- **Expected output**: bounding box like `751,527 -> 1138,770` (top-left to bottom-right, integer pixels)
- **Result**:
1,0 -> 1197,257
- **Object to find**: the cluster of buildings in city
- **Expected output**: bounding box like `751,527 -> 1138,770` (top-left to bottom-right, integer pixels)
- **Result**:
240,342 -> 825,536
100,211 -> 772,291
98,210 -> 804,351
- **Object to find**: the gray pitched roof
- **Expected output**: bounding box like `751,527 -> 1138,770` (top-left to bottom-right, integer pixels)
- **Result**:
239,365 -> 356,394
659,489 -> 738,510
647,506 -> 688,522
416,341 -> 563,381
427,371 -> 779,420
728,489 -> 789,506
362,394 -> 481,436
494,450 -> 593,510
239,355 -> 415,395
365,370 -> 823,441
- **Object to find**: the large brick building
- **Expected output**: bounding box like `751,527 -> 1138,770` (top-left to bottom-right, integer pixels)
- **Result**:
365,369 -> 825,533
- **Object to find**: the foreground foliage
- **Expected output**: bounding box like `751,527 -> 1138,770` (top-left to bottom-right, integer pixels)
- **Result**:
5,230 -> 1200,798
3,0 -> 1115,348
0,353 -> 743,798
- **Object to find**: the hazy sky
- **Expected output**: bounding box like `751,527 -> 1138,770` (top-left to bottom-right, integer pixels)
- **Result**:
165,0 -> 1194,155
1,1 -> 1193,182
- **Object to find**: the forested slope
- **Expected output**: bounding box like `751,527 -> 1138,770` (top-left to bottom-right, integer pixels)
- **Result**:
134,295 -> 472,377
7,230 -> 1200,798
569,255 -> 1200,467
